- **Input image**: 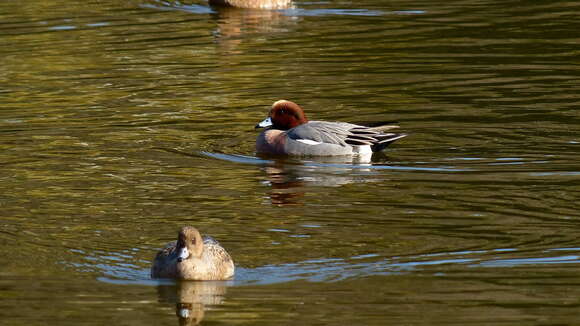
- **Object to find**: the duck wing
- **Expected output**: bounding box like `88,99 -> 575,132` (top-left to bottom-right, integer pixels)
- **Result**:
286,121 -> 356,146
202,235 -> 220,246
151,240 -> 178,278
287,121 -> 406,150
347,126 -> 407,151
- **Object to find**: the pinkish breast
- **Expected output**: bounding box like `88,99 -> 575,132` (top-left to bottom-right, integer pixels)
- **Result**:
256,129 -> 286,155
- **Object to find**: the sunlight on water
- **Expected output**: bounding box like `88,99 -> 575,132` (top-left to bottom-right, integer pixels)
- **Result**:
2,0 -> 580,324
142,1 -> 425,17
94,246 -> 580,287
192,149 -> 470,172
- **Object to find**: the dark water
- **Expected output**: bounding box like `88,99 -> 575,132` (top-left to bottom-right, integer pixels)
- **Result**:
2,0 -> 580,324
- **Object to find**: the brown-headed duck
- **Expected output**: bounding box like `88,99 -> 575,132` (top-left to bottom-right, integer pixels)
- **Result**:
151,226 -> 234,280
255,100 -> 407,157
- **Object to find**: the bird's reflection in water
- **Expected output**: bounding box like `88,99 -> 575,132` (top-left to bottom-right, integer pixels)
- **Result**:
260,155 -> 388,206
156,281 -> 230,326
264,164 -> 305,206
210,6 -> 297,53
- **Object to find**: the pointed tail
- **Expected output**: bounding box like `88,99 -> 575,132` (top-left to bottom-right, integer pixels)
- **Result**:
371,133 -> 407,152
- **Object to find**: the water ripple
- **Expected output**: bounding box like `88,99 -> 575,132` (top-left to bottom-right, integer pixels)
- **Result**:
95,247 -> 580,286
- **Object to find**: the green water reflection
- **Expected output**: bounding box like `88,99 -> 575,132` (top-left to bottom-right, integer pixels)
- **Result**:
1,0 -> 580,324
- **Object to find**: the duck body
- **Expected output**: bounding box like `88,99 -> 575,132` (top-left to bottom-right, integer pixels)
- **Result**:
208,0 -> 293,9
256,100 -> 407,157
151,227 -> 234,281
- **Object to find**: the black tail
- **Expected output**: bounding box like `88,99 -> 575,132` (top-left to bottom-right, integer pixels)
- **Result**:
371,133 -> 407,152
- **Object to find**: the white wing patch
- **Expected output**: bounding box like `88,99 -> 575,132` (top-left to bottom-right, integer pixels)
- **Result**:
296,139 -> 323,145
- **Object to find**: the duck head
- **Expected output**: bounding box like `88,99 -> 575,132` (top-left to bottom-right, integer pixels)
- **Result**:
176,226 -> 204,263
256,100 -> 309,130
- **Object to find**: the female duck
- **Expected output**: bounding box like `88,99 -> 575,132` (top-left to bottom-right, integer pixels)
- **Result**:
255,100 -> 407,156
208,0 -> 293,9
151,226 -> 235,280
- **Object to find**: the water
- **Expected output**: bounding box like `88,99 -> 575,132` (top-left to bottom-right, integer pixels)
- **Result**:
1,0 -> 580,324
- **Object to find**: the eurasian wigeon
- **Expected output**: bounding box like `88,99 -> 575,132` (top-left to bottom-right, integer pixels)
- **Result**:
208,0 -> 293,9
255,100 -> 407,157
151,226 -> 235,280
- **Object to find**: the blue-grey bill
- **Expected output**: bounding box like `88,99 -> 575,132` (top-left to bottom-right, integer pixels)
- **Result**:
256,117 -> 273,129
177,247 -> 189,262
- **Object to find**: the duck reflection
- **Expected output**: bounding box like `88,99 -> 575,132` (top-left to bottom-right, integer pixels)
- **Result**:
210,5 -> 297,52
156,281 -> 229,326
208,0 -> 293,9
260,155 -> 384,206
263,164 -> 305,206
160,149 -> 389,206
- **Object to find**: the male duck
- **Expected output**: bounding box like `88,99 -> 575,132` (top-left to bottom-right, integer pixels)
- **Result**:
208,0 -> 293,9
151,226 -> 235,280
255,100 -> 407,156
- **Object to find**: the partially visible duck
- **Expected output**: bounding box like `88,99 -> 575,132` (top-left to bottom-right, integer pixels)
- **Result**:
151,227 -> 235,281
255,100 -> 407,156
209,0 -> 293,9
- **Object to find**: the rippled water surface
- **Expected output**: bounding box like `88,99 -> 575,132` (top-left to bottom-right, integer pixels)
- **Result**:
2,0 -> 580,324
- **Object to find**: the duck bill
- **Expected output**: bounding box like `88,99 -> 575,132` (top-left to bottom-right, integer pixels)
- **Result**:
255,117 -> 273,129
177,247 -> 189,263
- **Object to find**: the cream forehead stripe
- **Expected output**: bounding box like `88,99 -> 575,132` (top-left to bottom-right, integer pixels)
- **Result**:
272,99 -> 290,107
